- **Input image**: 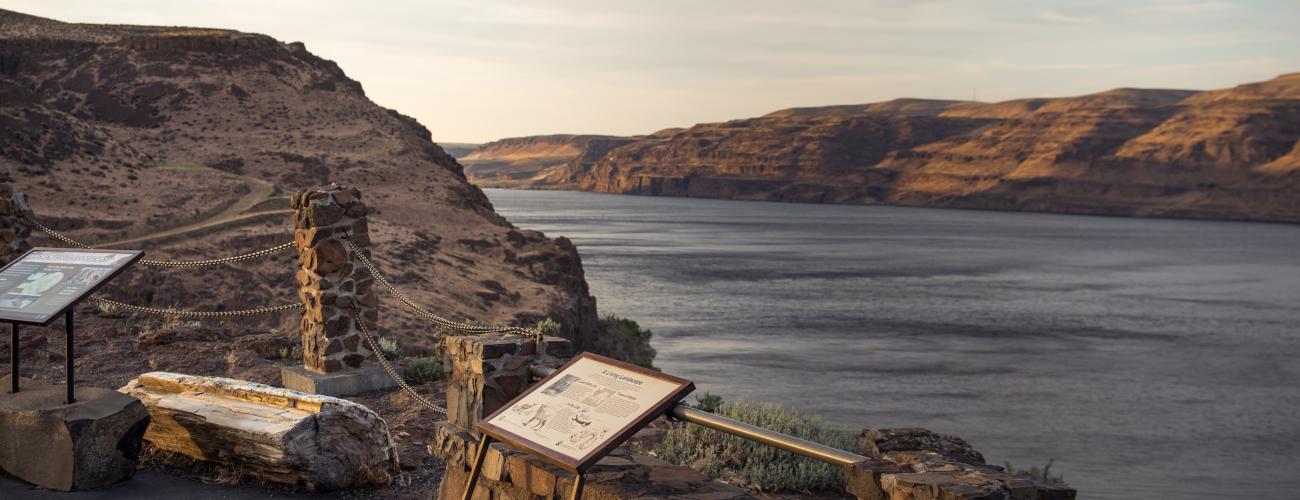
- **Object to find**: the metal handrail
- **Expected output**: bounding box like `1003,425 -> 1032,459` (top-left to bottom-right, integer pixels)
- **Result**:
529,365 -> 869,468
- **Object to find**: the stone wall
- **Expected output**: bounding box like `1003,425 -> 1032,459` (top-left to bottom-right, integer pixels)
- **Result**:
292,184 -> 377,373
432,333 -> 752,500
442,333 -> 573,434
0,179 -> 34,266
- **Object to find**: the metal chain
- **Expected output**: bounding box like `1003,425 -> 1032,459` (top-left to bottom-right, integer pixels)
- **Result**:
352,311 -> 448,416
342,236 -> 542,340
26,216 -> 294,268
91,296 -> 301,318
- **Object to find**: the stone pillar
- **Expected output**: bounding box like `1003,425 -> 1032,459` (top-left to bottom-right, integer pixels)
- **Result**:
0,179 -> 34,266
291,183 -> 376,373
282,184 -> 394,397
442,333 -> 572,434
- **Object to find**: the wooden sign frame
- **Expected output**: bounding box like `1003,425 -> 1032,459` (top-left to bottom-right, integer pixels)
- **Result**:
0,247 -> 143,326
464,352 -> 693,500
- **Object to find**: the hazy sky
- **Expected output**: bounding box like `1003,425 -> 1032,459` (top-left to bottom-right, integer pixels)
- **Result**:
9,1 -> 1300,142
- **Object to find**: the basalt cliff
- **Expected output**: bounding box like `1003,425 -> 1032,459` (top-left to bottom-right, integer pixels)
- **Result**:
464,76 -> 1300,222
0,9 -> 599,384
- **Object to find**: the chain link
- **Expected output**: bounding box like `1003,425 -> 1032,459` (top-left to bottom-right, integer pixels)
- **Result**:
91,296 -> 301,318
353,311 -> 449,416
26,216 -> 294,268
343,236 -> 542,340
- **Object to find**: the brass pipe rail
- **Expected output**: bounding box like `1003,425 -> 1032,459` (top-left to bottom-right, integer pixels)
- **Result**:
529,365 -> 868,468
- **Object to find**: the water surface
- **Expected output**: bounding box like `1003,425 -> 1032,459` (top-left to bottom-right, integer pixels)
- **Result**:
485,188 -> 1300,500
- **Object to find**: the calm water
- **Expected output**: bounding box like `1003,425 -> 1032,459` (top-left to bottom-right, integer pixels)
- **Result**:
484,188 -> 1300,500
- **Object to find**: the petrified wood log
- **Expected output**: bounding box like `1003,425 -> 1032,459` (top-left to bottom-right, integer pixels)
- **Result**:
119,372 -> 398,490
0,377 -> 149,491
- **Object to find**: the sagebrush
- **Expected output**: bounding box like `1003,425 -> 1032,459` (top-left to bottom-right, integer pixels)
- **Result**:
403,357 -> 443,385
591,315 -> 657,369
1005,459 -> 1068,485
650,401 -> 861,492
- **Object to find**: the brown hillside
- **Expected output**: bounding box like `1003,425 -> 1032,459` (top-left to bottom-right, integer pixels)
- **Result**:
0,9 -> 600,390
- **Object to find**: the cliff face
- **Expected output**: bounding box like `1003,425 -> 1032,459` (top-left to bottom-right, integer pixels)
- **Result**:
0,10 -> 598,356
472,78 -> 1300,222
462,134 -> 634,188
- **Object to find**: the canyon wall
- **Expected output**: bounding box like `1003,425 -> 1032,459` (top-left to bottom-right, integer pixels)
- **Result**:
465,78 -> 1300,222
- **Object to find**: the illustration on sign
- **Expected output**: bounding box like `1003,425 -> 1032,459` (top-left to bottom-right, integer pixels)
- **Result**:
0,249 -> 142,325
481,353 -> 693,470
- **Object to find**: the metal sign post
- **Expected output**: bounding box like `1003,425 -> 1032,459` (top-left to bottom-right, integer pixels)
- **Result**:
8,322 -> 16,394
64,310 -> 73,404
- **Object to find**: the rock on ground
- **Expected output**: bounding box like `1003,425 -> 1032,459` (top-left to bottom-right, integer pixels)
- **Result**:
119,372 -> 398,491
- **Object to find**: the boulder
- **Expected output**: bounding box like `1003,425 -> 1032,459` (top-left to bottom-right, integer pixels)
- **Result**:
0,376 -> 150,491
119,372 -> 399,490
863,427 -> 987,465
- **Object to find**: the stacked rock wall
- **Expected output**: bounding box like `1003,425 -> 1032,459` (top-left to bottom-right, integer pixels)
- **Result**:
0,180 -> 34,266
292,184 -> 378,373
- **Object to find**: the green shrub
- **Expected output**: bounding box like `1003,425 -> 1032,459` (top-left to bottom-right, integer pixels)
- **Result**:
536,318 -> 561,337
377,337 -> 400,357
651,401 -> 861,493
1005,459 -> 1067,485
403,357 -> 443,385
592,315 -> 657,369
694,391 -> 725,413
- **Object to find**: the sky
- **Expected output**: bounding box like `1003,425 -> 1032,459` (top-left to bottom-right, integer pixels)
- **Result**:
7,0 -> 1300,143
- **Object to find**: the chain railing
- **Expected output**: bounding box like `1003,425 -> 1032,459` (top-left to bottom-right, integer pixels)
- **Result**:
26,216 -> 294,268
91,296 -> 301,318
19,211 -> 534,419
353,311 -> 449,416
342,236 -> 542,340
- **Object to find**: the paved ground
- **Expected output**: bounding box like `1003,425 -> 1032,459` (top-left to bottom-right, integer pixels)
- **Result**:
0,472 -> 333,499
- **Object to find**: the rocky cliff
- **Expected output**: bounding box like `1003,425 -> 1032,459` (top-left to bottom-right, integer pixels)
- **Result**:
462,134 -> 634,188
468,77 -> 1300,222
0,9 -> 599,377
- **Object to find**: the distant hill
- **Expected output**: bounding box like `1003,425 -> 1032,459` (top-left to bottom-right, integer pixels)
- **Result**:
464,76 -> 1300,222
438,142 -> 480,158
461,134 -> 634,187
0,9 -> 599,358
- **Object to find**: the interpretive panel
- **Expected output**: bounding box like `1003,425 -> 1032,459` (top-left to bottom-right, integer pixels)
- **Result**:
0,248 -> 142,325
480,352 -> 694,472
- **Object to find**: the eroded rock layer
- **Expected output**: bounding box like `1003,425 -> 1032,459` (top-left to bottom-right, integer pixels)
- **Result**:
466,79 -> 1300,222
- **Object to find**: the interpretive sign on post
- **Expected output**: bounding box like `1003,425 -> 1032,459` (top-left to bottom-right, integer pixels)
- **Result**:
1,248 -> 142,403
464,352 -> 694,500
0,248 -> 142,326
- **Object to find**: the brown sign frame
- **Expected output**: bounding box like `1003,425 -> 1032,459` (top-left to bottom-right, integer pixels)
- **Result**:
0,247 -> 143,326
478,352 -> 695,473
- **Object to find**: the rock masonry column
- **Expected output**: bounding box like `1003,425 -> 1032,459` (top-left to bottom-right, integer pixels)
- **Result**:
0,179 -> 34,266
292,183 -> 378,373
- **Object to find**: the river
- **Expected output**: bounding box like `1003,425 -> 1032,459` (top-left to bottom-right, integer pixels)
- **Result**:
483,188 -> 1300,500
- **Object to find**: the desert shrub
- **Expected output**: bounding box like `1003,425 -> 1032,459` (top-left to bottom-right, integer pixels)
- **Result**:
536,318 -> 561,337
403,357 -> 443,385
591,315 -> 657,369
377,337 -> 400,357
651,401 -> 861,493
694,391 -> 725,413
1005,459 -> 1067,485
